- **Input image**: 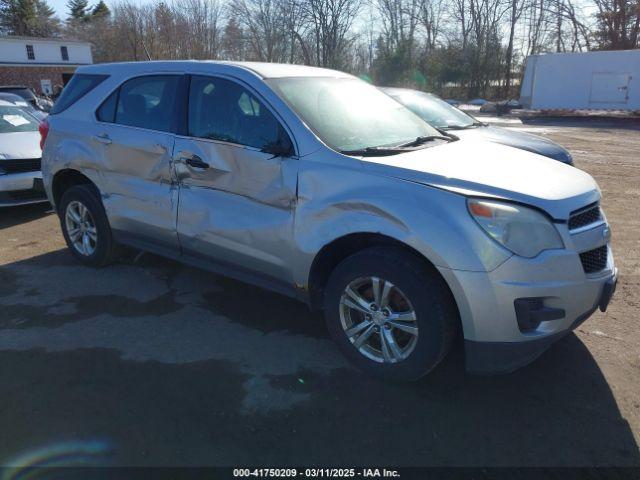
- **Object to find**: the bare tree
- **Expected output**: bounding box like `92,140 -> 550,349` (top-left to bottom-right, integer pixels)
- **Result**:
503,0 -> 525,95
230,0 -> 289,61
59,0 -> 639,101
593,0 -> 638,49
302,0 -> 362,68
375,0 -> 421,64
421,0 -> 445,53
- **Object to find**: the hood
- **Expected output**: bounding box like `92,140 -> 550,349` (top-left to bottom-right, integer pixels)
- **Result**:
453,125 -> 573,164
360,139 -> 598,220
0,132 -> 42,160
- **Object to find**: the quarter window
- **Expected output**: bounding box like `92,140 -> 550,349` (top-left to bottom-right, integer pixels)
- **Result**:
96,90 -> 117,122
26,45 -> 35,60
102,75 -> 179,132
50,73 -> 109,114
61,46 -> 69,61
188,75 -> 285,150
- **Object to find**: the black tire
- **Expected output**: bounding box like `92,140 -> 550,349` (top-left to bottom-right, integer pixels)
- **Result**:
323,246 -> 457,381
58,184 -> 120,267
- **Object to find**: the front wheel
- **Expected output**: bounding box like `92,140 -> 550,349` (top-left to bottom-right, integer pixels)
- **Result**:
323,247 -> 458,381
58,184 -> 120,267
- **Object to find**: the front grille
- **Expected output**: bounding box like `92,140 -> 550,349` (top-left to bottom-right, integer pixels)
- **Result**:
0,158 -> 41,174
579,246 -> 608,274
569,203 -> 602,230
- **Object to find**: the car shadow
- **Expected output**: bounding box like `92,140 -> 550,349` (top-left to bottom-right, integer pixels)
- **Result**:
0,249 -> 637,467
0,202 -> 53,230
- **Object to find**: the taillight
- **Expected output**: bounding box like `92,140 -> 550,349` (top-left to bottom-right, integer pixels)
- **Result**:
39,119 -> 49,150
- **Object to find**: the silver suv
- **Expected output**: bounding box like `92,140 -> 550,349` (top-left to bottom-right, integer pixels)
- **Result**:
41,61 -> 617,380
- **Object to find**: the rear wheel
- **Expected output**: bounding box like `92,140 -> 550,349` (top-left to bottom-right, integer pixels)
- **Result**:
58,184 -> 120,267
323,247 -> 457,381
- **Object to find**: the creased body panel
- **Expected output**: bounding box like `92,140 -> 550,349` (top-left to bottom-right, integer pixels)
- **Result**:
42,117 -> 108,205
291,154 -> 512,290
96,124 -> 179,250
174,138 -> 298,283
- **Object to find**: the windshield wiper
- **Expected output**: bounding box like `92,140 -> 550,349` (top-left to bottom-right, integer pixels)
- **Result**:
441,121 -> 486,130
396,135 -> 453,148
340,146 -> 405,156
341,134 -> 455,156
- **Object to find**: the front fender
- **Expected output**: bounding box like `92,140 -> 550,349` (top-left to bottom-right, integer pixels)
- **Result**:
291,159 -> 511,288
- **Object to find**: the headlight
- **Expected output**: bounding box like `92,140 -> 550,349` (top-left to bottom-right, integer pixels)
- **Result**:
467,199 -> 564,258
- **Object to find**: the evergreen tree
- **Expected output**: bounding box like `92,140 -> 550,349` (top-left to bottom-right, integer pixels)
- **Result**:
91,0 -> 109,18
67,0 -> 88,20
0,0 -> 36,35
34,0 -> 60,35
0,0 -> 58,36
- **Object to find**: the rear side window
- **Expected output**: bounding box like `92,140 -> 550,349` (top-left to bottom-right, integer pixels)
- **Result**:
97,75 -> 179,133
51,74 -> 108,114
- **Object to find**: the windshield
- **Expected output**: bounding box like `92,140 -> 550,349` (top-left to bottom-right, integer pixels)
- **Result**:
387,90 -> 477,129
0,106 -> 39,133
266,77 -> 440,152
0,88 -> 37,102
0,93 -> 28,106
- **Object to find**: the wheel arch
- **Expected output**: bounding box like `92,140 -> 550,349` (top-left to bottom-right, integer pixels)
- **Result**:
51,169 -> 99,211
307,232 -> 461,324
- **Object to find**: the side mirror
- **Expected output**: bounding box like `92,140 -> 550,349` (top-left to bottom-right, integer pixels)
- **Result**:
261,135 -> 294,158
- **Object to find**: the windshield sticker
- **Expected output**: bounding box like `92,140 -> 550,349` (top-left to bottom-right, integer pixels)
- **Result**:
3,114 -> 30,126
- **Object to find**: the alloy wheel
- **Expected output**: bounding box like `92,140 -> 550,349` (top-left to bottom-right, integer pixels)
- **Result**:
65,200 -> 98,256
339,276 -> 418,363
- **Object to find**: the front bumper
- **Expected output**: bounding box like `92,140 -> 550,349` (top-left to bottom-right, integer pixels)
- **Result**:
465,270 -> 616,374
438,224 -> 616,374
0,171 -> 48,207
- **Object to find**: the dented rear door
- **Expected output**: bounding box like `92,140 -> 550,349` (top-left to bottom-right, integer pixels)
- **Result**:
95,74 -> 181,251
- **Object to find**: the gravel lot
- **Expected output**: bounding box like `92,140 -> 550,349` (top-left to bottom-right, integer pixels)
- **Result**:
0,117 -> 639,468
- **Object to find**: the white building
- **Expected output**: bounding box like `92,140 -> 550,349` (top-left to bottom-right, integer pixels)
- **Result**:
0,36 -> 93,95
519,50 -> 639,111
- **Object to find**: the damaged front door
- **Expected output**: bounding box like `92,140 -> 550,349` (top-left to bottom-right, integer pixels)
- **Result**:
174,75 -> 298,286
95,74 -> 181,251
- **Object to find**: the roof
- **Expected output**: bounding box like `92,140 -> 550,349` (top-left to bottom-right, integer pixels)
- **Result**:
79,60 -> 353,79
0,35 -> 91,45
0,99 -> 18,106
224,61 -> 351,78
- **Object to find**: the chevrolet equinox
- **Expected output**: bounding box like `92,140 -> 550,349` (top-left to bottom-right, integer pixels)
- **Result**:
41,61 -> 617,380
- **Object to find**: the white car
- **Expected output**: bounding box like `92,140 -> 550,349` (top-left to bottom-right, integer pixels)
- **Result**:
0,99 -> 47,206
0,92 -> 48,121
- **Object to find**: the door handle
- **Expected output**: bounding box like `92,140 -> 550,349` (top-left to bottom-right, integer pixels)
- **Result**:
182,154 -> 209,169
92,133 -> 112,145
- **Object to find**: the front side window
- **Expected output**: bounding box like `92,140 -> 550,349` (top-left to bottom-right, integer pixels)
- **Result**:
188,75 -> 284,150
100,75 -> 180,132
0,106 -> 39,133
267,77 -> 440,152
26,45 -> 35,60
